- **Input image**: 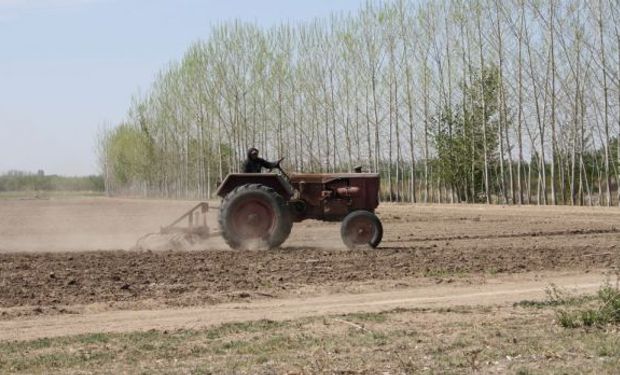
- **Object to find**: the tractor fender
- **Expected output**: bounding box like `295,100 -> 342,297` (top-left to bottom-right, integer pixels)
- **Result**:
216,173 -> 294,200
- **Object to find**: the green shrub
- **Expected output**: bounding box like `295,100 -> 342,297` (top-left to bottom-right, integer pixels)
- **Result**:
555,282 -> 620,328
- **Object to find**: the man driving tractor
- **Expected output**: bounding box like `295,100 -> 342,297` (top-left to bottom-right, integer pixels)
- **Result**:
242,147 -> 282,173
148,146 -> 382,250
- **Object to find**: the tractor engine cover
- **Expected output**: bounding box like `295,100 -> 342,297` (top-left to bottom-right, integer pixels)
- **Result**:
289,173 -> 380,221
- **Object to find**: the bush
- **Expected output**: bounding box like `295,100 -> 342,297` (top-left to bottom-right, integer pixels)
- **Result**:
555,283 -> 620,329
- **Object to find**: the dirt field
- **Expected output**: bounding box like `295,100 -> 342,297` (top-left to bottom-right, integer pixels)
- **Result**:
1,197 -> 619,373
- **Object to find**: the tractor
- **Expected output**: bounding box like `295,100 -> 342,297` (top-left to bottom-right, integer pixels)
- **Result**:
216,162 -> 383,250
141,161 -> 383,250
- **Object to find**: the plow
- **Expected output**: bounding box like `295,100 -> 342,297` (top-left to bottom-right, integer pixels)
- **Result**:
136,161 -> 383,251
135,202 -> 220,250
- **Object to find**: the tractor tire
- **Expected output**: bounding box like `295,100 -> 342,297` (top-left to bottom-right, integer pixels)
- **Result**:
219,183 -> 292,250
340,210 -> 383,249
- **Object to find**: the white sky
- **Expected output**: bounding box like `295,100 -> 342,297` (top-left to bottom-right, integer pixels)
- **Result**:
0,0 -> 366,176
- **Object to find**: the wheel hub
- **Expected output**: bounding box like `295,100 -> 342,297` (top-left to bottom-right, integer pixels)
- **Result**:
230,198 -> 276,240
346,217 -> 374,244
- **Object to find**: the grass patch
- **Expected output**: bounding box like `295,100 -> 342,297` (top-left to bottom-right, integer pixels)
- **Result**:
343,311 -> 389,323
2,303 -> 619,374
204,319 -> 285,339
515,281 -> 620,329
555,283 -> 620,328
514,283 -> 593,309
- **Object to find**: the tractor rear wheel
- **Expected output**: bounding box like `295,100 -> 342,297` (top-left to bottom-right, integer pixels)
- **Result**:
340,210 -> 383,249
219,184 -> 292,250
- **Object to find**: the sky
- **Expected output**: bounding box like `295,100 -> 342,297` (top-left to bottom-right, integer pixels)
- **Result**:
0,0 -> 367,176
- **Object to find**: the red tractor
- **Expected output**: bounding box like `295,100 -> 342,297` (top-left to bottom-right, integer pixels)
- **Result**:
146,162 -> 383,250
215,163 -> 383,250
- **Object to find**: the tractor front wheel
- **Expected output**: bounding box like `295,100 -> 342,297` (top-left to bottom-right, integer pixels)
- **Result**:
219,184 -> 292,250
340,210 -> 383,249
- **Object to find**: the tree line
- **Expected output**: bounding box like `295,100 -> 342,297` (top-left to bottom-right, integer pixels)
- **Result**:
0,171 -> 104,192
98,0 -> 620,205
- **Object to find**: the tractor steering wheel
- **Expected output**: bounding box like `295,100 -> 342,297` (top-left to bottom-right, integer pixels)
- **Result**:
270,157 -> 289,181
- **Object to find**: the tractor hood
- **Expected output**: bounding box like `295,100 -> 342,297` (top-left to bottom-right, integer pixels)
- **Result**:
289,173 -> 380,184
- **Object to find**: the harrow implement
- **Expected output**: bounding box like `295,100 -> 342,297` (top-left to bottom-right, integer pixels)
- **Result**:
134,202 -> 220,250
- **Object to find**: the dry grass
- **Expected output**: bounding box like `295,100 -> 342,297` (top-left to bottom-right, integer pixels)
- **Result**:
1,295 -> 619,374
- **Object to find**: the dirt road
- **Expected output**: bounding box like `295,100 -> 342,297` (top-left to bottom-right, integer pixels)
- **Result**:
0,271 -> 607,341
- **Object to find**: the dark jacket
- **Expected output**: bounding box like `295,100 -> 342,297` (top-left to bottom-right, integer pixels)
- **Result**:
242,149 -> 277,173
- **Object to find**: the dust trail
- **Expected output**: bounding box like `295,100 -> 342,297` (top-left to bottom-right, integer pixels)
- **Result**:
0,197 -> 223,253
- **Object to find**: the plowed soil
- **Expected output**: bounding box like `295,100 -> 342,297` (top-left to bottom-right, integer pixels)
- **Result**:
1,240 -> 617,310
1,197 -> 619,331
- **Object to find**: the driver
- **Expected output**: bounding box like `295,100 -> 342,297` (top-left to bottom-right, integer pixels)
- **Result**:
242,147 -> 281,173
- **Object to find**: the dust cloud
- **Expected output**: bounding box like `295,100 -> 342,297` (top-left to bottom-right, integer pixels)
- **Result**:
0,197 -> 223,253
0,197 -> 346,253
